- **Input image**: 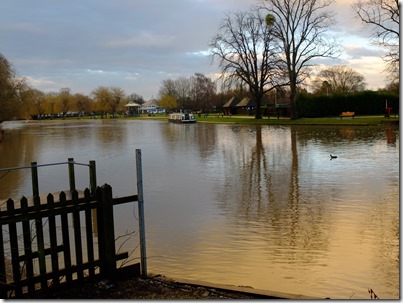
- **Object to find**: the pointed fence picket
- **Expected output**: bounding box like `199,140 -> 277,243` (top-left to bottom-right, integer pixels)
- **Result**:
0,150 -> 146,298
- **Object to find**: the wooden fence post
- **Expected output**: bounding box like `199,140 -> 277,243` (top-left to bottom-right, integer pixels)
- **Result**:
97,184 -> 116,279
31,162 -> 39,200
68,158 -> 76,191
89,160 -> 97,196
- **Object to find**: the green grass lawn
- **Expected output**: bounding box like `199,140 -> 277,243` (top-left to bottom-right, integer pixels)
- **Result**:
136,114 -> 398,126
70,113 -> 398,126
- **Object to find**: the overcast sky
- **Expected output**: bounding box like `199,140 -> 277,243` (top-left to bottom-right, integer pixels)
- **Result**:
1,0 -> 388,100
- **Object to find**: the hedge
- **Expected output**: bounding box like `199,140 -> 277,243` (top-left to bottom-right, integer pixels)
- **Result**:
296,91 -> 399,117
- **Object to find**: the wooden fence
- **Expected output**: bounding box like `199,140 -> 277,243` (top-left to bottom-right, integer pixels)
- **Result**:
0,149 -> 147,298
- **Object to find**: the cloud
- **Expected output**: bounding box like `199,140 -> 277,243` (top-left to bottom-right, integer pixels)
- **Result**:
0,0 -> 389,99
343,45 -> 385,59
104,31 -> 175,49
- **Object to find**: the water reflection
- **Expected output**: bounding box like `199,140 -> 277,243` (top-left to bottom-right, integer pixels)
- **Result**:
214,125 -> 331,266
0,121 -> 399,299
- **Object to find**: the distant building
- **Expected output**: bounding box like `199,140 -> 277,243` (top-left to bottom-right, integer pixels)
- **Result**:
140,99 -> 165,114
222,93 -> 290,117
235,97 -> 256,115
125,101 -> 140,116
222,96 -> 241,115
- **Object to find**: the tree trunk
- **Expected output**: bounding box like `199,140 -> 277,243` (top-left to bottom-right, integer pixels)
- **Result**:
289,82 -> 298,120
254,94 -> 263,119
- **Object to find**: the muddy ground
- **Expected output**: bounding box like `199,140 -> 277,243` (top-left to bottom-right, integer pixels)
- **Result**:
28,275 -> 269,299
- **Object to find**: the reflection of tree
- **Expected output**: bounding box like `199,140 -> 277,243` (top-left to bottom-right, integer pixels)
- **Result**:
286,127 -> 300,249
0,122 -> 41,201
357,178 -> 399,294
95,120 -> 127,147
215,125 -> 331,262
385,126 -> 397,146
160,123 -> 218,160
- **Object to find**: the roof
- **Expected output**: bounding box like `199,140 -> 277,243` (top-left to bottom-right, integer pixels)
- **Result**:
222,96 -> 241,108
236,97 -> 256,107
125,101 -> 140,107
142,99 -> 159,107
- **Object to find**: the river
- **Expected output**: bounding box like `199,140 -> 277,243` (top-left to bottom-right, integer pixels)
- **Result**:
0,119 -> 399,299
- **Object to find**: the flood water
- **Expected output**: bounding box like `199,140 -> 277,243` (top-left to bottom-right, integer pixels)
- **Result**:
0,119 -> 399,299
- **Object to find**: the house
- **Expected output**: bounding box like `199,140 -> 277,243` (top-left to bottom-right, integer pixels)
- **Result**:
235,97 -> 257,115
222,96 -> 241,115
140,99 -> 165,114
222,93 -> 291,117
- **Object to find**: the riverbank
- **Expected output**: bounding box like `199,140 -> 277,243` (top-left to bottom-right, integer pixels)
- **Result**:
15,113 -> 399,127
136,114 -> 399,126
29,274 -> 323,299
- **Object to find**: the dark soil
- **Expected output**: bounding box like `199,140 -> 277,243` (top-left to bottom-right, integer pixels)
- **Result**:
28,275 -> 264,300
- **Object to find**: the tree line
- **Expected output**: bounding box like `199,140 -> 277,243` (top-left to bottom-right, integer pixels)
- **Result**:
0,0 -> 398,123
210,0 -> 399,119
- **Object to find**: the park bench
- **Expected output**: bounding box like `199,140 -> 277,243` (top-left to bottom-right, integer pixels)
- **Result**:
339,111 -> 355,119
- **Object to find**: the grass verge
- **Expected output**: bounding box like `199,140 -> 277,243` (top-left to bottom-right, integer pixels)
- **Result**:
136,114 -> 398,126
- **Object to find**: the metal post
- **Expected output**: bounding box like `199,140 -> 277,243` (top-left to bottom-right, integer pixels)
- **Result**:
136,149 -> 147,277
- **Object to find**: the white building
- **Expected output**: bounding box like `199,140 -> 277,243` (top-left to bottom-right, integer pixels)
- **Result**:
140,99 -> 165,114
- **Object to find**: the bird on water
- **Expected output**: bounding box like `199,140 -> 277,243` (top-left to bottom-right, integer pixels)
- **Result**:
330,154 -> 337,160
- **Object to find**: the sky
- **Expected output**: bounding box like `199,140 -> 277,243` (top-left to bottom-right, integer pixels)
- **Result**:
1,0 -> 389,100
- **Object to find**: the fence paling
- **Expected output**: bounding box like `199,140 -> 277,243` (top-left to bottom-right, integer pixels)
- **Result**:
84,189 -> 95,277
0,221 -> 5,298
7,199 -> 22,297
0,184 -> 138,298
0,154 -> 145,298
72,190 -> 84,281
21,197 -> 35,293
59,191 -> 72,284
47,194 -> 59,286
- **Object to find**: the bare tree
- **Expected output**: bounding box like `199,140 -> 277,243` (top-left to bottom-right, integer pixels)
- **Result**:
261,0 -> 340,119
174,77 -> 192,110
158,79 -> 177,99
190,73 -> 216,112
159,77 -> 193,111
210,10 -> 287,119
129,93 -> 145,105
312,65 -> 366,94
352,0 -> 399,82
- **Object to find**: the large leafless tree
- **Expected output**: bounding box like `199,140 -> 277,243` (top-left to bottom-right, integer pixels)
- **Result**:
159,73 -> 216,112
210,10 -> 287,119
311,65 -> 366,94
261,0 -> 340,119
190,73 -> 216,112
352,0 -> 399,82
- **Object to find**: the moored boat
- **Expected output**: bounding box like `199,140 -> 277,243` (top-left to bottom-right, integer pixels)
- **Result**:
168,112 -> 196,123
